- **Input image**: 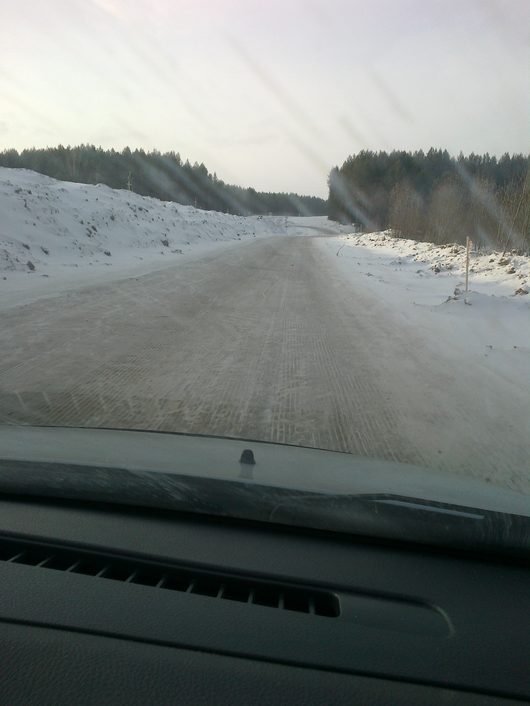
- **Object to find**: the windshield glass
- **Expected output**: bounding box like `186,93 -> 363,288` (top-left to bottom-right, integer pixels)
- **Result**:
1,0 -> 529,549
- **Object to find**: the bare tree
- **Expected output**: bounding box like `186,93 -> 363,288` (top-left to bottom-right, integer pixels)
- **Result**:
427,178 -> 467,245
389,181 -> 425,239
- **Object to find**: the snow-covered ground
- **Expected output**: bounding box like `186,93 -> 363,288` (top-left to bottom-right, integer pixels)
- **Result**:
323,232 -> 530,351
0,168 -> 346,309
333,231 -> 529,299
313,231 -> 530,492
319,232 -> 530,455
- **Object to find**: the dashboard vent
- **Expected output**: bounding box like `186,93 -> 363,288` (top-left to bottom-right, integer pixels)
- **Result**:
0,536 -> 339,618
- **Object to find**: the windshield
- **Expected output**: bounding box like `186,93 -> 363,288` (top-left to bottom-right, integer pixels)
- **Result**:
0,0 -> 529,550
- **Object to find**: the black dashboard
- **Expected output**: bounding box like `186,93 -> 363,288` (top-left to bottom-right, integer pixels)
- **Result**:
0,494 -> 528,705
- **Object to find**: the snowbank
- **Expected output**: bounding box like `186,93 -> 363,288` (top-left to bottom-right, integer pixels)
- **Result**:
0,168 -> 345,308
335,230 -> 529,299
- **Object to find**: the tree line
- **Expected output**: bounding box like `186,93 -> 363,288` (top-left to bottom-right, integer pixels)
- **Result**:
0,145 -> 326,217
328,149 -> 529,251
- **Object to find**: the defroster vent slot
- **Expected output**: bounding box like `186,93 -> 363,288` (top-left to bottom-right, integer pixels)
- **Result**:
0,536 -> 339,618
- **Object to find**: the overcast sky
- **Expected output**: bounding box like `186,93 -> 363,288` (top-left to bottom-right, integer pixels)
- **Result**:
1,0 -> 528,196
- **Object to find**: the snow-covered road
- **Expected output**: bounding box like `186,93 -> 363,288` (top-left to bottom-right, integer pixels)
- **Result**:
1,233 -> 528,494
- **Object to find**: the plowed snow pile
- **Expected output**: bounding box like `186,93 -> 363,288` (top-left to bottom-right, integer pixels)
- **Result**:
335,230 -> 529,299
0,167 -> 344,307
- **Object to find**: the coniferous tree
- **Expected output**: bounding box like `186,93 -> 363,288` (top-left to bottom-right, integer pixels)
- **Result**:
0,145 -> 327,217
328,149 -> 529,250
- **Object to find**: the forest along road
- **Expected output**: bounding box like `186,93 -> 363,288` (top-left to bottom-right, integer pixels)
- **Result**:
1,234 -> 528,492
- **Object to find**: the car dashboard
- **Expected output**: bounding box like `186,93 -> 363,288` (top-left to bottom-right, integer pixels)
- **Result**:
0,493 -> 528,705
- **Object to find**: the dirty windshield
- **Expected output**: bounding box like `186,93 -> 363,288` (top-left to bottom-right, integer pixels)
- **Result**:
1,0 -> 529,524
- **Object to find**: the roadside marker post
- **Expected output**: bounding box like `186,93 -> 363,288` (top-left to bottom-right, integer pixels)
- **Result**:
465,237 -> 472,305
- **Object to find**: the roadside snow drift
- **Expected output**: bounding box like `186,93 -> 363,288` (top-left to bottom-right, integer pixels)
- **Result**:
0,167 -> 345,306
334,231 -> 529,299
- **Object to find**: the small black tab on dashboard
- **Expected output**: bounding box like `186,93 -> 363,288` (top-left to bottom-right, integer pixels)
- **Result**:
239,449 -> 256,465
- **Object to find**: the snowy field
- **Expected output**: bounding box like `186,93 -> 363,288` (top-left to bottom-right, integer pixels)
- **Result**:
0,168 -> 346,309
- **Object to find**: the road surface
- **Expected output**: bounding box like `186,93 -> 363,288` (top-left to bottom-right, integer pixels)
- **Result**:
1,235 -> 528,491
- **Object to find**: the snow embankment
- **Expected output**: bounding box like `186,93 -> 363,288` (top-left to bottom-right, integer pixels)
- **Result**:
0,168 -> 344,307
335,230 -> 529,299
